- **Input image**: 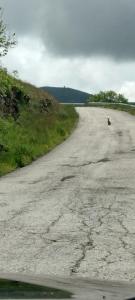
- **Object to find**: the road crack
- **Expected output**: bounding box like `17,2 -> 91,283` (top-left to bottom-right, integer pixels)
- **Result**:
61,175 -> 75,182
117,218 -> 130,250
98,203 -> 113,227
62,158 -> 110,168
69,209 -> 95,275
70,234 -> 94,275
30,211 -> 64,259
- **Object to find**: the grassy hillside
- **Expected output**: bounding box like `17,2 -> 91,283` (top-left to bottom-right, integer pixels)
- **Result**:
0,68 -> 78,176
41,86 -> 92,104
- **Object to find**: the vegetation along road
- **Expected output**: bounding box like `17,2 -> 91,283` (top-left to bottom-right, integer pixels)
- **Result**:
0,107 -> 135,282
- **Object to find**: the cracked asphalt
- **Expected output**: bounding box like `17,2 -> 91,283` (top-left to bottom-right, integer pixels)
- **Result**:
0,107 -> 135,282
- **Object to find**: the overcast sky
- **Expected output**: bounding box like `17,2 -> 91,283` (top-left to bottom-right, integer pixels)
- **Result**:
1,0 -> 135,101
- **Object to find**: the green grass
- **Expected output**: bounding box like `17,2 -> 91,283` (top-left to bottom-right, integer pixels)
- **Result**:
87,102 -> 135,116
0,68 -> 78,176
0,105 -> 78,176
0,279 -> 72,299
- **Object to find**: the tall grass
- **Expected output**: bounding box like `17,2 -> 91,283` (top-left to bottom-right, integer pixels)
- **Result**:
0,68 -> 78,176
0,105 -> 78,176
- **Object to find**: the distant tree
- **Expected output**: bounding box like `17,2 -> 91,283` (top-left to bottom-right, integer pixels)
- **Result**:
0,7 -> 16,57
89,90 -> 128,104
117,93 -> 128,103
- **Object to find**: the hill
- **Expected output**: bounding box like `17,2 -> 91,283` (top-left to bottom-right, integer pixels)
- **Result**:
0,68 -> 78,176
40,86 -> 92,104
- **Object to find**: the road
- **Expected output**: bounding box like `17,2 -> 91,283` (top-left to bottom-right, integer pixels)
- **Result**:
0,107 -> 135,282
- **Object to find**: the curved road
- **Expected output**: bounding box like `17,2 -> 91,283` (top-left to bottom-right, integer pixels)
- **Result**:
0,107 -> 135,282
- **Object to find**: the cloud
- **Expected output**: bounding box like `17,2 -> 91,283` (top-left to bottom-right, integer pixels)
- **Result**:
119,82 -> 135,102
2,0 -> 135,60
2,0 -> 135,102
2,37 -> 135,102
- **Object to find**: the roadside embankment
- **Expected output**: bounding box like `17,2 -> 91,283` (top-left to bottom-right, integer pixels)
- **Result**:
0,68 -> 78,176
87,102 -> 135,116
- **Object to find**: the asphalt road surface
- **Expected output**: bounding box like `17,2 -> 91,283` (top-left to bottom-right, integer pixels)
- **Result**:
0,107 -> 135,282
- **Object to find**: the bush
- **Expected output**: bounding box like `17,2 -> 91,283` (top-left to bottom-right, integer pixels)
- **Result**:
88,90 -> 128,104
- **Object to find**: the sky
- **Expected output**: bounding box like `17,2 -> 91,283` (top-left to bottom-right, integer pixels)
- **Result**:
1,0 -> 135,101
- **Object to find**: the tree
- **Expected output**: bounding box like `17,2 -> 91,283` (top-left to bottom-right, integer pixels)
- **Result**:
0,7 -> 16,57
89,90 -> 128,104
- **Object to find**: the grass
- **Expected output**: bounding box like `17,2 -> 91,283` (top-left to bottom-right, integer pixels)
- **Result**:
0,68 -> 78,176
0,105 -> 78,176
87,102 -> 135,116
0,279 -> 72,299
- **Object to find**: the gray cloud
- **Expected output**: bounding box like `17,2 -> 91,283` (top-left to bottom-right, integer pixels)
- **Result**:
2,0 -> 135,60
2,0 -> 42,35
